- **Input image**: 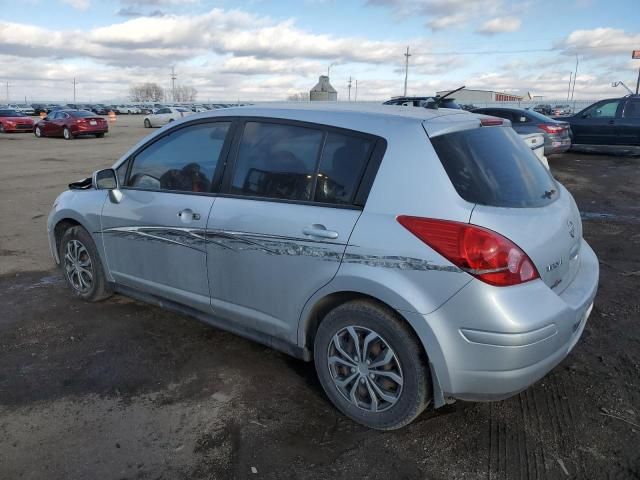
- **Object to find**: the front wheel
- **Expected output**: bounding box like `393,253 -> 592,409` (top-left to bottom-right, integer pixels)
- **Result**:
63,127 -> 73,140
314,300 -> 432,430
144,118 -> 151,128
34,126 -> 43,137
59,226 -> 112,302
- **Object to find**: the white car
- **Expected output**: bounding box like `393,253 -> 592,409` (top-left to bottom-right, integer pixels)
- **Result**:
118,105 -> 141,115
520,133 -> 550,169
143,107 -> 192,127
9,104 -> 36,116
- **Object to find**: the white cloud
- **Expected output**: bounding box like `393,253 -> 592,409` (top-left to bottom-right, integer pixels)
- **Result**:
556,28 -> 640,58
61,0 -> 90,10
476,16 -> 521,35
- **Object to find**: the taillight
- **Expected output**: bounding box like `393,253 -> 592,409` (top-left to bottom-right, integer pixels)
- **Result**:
396,216 -> 539,287
538,124 -> 563,134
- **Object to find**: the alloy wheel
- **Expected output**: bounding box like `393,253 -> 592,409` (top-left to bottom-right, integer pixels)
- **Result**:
35,126 -> 41,137
327,326 -> 403,412
64,239 -> 93,294
63,128 -> 71,140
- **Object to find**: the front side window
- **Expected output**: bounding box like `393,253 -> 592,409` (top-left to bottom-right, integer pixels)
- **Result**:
314,132 -> 372,204
230,122 -> 324,201
583,100 -> 620,118
127,122 -> 230,193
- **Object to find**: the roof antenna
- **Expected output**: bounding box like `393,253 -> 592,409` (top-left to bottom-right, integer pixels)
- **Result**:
426,85 -> 465,109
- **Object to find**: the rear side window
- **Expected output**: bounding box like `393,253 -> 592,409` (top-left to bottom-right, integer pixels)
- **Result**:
127,122 -> 230,193
231,122 -> 324,201
623,99 -> 640,118
431,126 -> 557,208
314,132 -> 372,205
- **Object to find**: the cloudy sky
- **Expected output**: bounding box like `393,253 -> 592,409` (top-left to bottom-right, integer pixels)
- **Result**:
1,0 -> 639,102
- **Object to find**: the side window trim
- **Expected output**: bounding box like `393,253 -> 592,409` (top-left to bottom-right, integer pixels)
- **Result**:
121,118 -> 235,196
219,117 -> 381,208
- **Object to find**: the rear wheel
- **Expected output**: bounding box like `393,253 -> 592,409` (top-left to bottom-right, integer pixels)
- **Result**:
59,226 -> 112,302
63,127 -> 73,140
144,118 -> 151,128
95,133 -> 105,138
314,300 -> 431,430
34,126 -> 42,137
0,123 -> 4,133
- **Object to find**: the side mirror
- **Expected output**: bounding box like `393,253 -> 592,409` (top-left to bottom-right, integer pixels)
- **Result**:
94,168 -> 117,190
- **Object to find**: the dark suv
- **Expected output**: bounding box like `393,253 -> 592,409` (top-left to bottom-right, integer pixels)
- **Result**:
559,95 -> 640,147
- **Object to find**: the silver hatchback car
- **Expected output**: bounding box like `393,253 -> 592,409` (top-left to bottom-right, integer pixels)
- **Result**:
48,104 -> 599,430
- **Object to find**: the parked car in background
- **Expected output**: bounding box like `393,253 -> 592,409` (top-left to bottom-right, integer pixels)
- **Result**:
473,107 -> 572,155
552,105 -> 573,116
48,104 -> 598,430
143,107 -> 192,127
108,105 -> 122,114
34,109 -> 108,139
519,132 -> 549,169
13,104 -> 36,116
557,95 -> 640,148
191,105 -> 208,113
459,104 -> 477,111
383,96 -> 461,109
90,105 -> 109,115
32,104 -> 49,116
0,108 -> 35,133
118,105 -> 141,114
533,104 -> 553,115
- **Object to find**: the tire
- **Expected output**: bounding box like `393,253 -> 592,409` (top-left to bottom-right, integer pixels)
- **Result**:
314,300 -> 431,430
144,118 -> 151,128
59,226 -> 112,302
95,133 -> 105,138
63,127 -> 73,140
34,126 -> 42,138
0,123 -> 4,133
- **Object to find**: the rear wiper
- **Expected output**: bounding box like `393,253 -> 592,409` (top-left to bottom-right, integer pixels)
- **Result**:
429,85 -> 465,109
541,189 -> 556,199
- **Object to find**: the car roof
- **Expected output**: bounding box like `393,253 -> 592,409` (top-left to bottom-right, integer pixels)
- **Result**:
192,102 -> 469,124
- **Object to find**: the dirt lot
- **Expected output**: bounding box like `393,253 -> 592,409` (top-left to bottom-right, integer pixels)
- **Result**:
0,116 -> 639,479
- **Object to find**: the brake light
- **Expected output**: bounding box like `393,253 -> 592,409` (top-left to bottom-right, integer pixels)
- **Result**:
480,118 -> 503,126
538,124 -> 564,134
396,216 -> 539,286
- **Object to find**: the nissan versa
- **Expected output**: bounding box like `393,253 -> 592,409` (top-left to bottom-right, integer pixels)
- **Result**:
47,104 -> 599,430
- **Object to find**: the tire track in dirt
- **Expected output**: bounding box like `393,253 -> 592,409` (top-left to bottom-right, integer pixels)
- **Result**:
487,373 -> 591,480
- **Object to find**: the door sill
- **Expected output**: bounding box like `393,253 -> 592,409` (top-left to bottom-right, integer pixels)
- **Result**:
110,282 -> 312,361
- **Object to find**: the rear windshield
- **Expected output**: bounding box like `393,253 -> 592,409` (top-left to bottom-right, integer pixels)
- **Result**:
430,126 -> 558,207
70,110 -> 96,118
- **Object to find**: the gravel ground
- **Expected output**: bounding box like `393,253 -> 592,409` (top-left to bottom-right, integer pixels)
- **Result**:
0,117 -> 638,479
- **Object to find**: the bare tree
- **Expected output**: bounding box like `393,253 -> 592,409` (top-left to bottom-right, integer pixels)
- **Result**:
287,91 -> 310,101
129,82 -> 164,102
174,85 -> 198,102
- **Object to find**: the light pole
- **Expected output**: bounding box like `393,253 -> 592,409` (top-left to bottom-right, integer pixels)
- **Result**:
403,46 -> 411,97
72,77 -> 77,103
327,62 -> 337,78
566,72 -> 572,102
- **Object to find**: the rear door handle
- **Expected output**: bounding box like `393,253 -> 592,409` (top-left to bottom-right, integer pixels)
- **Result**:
303,224 -> 338,239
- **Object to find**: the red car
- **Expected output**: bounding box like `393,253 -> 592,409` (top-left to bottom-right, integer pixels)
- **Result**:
0,108 -> 35,133
35,109 -> 108,139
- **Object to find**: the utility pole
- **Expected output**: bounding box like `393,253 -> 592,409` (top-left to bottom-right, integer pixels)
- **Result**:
403,46 -> 411,97
170,67 -> 177,102
5,81 -> 8,103
566,72 -> 572,102
348,77 -> 352,101
72,77 -> 77,103
570,55 -> 578,104
355,80 -> 358,101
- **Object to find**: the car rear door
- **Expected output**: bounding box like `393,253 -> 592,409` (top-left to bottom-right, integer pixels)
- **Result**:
570,99 -> 622,145
101,120 -> 233,311
616,97 -> 640,146
206,119 -> 378,343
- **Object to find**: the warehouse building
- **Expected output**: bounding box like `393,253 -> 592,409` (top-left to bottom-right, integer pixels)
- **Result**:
436,88 -> 523,102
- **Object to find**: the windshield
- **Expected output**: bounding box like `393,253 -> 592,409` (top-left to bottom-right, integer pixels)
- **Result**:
431,126 -> 558,208
0,109 -> 25,117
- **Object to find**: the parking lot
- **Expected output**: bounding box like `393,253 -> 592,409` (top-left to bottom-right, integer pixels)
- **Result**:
0,115 -> 639,479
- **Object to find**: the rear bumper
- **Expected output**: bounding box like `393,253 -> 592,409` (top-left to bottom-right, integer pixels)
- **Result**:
413,239 -> 598,402
544,135 -> 572,155
71,125 -> 108,135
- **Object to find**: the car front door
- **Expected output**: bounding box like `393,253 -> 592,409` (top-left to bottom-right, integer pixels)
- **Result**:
617,98 -> 640,146
101,120 -> 232,311
570,99 -> 622,145
206,120 -> 380,344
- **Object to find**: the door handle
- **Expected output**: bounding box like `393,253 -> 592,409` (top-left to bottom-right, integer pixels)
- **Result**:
177,209 -> 200,221
303,224 -> 339,239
